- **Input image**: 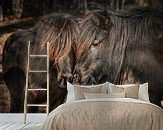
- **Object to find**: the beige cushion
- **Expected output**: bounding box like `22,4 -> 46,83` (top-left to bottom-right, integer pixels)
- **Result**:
73,85 -> 102,100
66,82 -> 108,102
110,84 -> 140,99
108,83 -> 149,101
114,83 -> 149,102
84,92 -> 126,99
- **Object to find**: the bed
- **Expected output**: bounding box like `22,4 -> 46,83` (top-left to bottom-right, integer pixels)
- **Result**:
41,98 -> 163,130
24,82 -> 163,130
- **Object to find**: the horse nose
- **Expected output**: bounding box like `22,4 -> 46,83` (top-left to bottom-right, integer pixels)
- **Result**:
58,73 -> 73,85
66,73 -> 73,83
73,73 -> 81,84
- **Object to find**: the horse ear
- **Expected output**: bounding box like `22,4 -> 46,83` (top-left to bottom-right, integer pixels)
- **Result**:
92,15 -> 100,26
93,14 -> 110,30
41,19 -> 51,28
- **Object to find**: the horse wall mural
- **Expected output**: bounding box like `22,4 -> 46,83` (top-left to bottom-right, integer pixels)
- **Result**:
1,4 -> 163,113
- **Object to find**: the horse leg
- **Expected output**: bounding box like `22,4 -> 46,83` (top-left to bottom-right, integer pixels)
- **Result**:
4,67 -> 25,113
9,89 -> 24,112
27,92 -> 39,113
49,87 -> 67,112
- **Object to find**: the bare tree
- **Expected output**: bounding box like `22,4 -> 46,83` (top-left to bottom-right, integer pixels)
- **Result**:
137,0 -> 163,9
12,0 -> 24,18
0,6 -> 3,21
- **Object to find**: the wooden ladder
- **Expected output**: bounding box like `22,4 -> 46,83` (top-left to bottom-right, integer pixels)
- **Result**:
24,41 -> 50,124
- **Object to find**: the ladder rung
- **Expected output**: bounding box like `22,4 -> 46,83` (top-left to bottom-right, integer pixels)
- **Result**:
29,70 -> 47,73
30,55 -> 47,57
27,104 -> 47,107
28,88 -> 47,91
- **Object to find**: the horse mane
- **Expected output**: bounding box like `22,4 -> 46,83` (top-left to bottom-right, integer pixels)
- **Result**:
76,10 -> 110,61
34,13 -> 79,65
107,7 -> 163,83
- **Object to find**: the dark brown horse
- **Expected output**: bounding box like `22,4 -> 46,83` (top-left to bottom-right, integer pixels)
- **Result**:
73,6 -> 163,107
2,13 -> 79,112
73,10 -> 110,85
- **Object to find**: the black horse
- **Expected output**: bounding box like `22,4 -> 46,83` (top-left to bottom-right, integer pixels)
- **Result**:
73,9 -> 110,85
73,6 -> 163,107
2,13 -> 79,112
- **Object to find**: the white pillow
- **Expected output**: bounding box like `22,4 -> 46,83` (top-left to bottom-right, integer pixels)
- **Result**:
139,83 -> 149,102
66,82 -> 76,103
66,82 -> 109,103
108,82 -> 149,102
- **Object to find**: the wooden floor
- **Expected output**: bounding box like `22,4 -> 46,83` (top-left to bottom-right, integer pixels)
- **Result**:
0,114 -> 46,130
0,122 -> 43,130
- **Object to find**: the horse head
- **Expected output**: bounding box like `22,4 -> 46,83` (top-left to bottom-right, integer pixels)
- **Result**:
73,10 -> 111,85
34,13 -> 79,88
